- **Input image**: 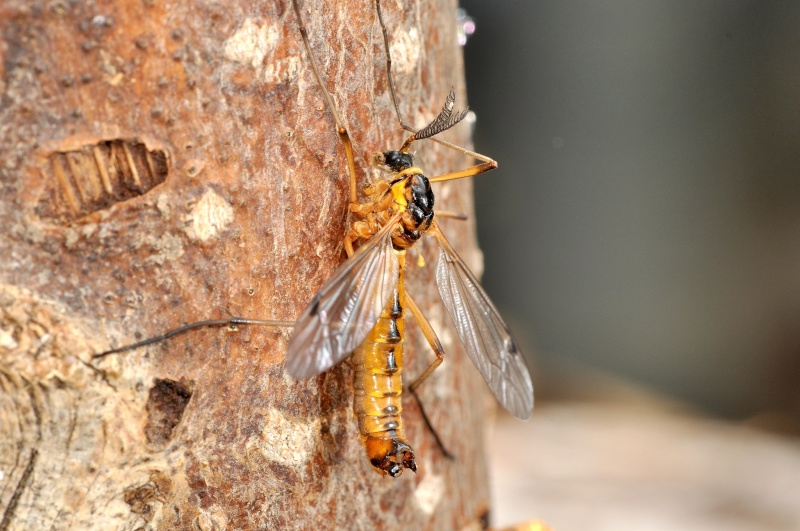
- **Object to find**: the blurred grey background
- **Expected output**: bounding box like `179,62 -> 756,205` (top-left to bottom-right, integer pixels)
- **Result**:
460,0 -> 800,424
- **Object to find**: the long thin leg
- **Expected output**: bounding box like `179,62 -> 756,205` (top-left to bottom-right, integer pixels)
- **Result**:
406,295 -> 444,393
375,0 -> 498,172
405,293 -> 454,459
291,0 -> 360,204
93,318 -> 295,360
428,161 -> 497,183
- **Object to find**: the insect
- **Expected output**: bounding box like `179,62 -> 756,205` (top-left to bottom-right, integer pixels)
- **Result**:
95,0 -> 534,478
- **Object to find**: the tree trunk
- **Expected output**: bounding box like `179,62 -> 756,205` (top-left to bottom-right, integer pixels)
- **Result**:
0,0 -> 493,529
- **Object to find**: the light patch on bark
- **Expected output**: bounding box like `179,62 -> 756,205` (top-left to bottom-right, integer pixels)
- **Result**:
263,56 -> 301,85
246,408 -> 321,468
390,26 -> 421,77
223,19 -> 280,68
414,470 -> 445,514
186,189 -> 235,242
193,506 -> 229,531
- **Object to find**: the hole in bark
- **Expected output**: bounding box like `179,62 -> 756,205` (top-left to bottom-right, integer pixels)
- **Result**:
38,137 -> 169,223
145,378 -> 192,447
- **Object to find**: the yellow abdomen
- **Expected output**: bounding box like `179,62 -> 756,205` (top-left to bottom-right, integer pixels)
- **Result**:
351,249 -> 416,476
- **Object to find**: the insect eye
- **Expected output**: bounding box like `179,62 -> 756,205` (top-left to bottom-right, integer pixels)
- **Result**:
383,150 -> 413,172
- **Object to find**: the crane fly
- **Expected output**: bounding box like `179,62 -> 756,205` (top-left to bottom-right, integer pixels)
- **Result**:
94,0 -> 534,478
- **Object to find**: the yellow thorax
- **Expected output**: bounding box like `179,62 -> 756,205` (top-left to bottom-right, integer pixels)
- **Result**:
389,166 -> 424,211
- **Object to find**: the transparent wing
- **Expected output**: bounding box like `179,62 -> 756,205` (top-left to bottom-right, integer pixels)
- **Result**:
432,226 -> 534,419
286,223 -> 400,379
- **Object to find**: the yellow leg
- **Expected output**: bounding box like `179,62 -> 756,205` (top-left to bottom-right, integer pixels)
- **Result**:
429,161 -> 497,183
343,233 -> 356,257
405,293 -> 454,459
405,294 -> 445,393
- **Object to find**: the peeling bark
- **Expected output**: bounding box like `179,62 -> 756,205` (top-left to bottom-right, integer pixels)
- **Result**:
0,0 -> 493,529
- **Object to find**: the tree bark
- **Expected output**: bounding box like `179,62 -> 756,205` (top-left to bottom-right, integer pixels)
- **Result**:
0,0 -> 493,529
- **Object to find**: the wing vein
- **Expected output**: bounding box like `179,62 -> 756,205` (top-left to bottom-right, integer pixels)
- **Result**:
432,225 -> 534,418
286,219 -> 401,378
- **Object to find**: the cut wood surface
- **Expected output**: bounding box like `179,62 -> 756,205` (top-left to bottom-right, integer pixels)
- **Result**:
0,0 -> 494,529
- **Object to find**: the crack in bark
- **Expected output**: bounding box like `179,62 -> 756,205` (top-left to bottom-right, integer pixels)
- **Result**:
0,448 -> 39,531
22,378 -> 43,442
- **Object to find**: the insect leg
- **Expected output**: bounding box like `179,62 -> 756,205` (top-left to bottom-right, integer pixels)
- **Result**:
291,0 -> 359,204
343,234 -> 356,257
427,159 -> 497,183
93,318 -> 294,361
375,0 -> 497,172
434,210 -> 468,221
405,293 -> 454,459
406,295 -> 444,393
